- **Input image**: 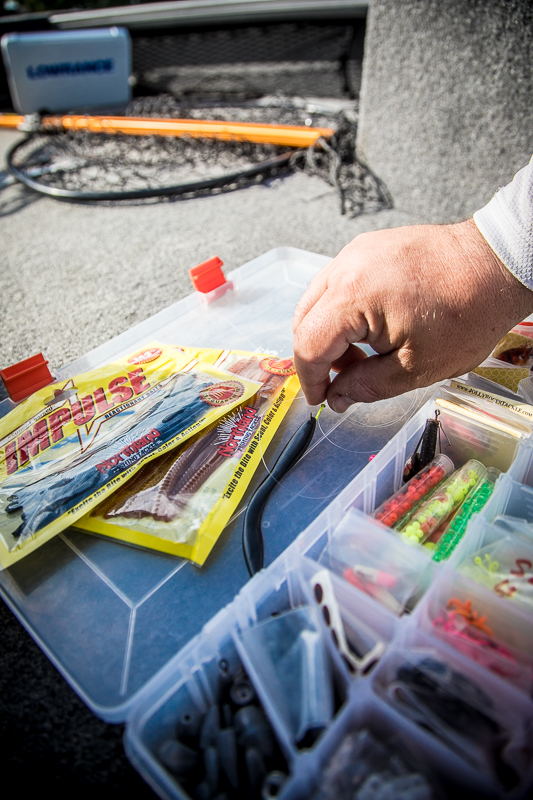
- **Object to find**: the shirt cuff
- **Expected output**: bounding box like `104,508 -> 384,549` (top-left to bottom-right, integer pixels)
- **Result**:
473,162 -> 533,291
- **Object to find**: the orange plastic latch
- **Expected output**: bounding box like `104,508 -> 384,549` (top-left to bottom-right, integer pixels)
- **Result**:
0,353 -> 54,403
189,256 -> 227,294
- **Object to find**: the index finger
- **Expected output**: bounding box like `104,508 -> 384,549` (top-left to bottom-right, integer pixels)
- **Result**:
292,287 -> 368,405
292,261 -> 334,335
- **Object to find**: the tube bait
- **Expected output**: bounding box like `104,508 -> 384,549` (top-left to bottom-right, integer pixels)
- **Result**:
242,405 -> 324,576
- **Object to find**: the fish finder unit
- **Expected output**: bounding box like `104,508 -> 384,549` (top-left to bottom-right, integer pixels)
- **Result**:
1,27 -> 131,115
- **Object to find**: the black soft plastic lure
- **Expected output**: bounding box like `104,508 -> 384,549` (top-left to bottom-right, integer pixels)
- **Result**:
242,405 -> 324,576
403,410 -> 442,482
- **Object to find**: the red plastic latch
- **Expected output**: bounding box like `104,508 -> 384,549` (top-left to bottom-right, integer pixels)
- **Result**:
189,256 -> 226,294
0,353 -> 54,403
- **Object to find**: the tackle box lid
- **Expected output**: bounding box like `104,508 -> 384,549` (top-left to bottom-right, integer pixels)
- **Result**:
0,246 -> 434,722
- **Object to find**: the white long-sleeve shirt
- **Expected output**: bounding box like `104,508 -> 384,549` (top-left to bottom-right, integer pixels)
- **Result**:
474,156 -> 533,291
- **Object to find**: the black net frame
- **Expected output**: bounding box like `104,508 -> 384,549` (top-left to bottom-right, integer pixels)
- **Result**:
5,95 -> 392,216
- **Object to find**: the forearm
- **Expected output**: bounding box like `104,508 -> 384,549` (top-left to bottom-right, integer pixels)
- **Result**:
449,218 -> 533,338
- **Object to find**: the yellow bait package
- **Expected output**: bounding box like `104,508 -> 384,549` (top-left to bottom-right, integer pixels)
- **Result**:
75,349 -> 300,566
0,343 -> 260,569
473,330 -> 533,393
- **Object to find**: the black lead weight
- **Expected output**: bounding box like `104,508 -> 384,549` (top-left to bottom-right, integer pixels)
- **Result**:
203,746 -> 219,795
216,728 -> 239,790
157,739 -> 199,776
234,705 -> 275,760
230,676 -> 256,706
162,660 -> 287,799
176,708 -> 203,746
221,703 -> 233,729
216,658 -> 232,705
194,780 -> 214,800
200,706 -> 220,751
261,771 -> 287,800
245,747 -> 267,795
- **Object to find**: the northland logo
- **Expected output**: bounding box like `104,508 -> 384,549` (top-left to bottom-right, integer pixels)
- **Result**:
26,59 -> 114,80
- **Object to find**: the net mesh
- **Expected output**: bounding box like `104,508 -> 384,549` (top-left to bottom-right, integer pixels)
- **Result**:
8,95 -> 392,216
130,21 -> 364,100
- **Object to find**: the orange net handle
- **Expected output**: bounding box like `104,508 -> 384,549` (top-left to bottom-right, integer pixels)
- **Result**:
0,114 -> 25,129
40,115 -> 334,147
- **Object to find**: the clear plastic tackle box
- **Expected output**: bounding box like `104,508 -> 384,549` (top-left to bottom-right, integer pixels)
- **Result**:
1,246 -> 533,799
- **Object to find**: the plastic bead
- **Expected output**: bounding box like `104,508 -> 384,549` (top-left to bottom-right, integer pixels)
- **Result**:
373,455 -> 454,529
397,459 -> 486,547
432,468 -> 500,562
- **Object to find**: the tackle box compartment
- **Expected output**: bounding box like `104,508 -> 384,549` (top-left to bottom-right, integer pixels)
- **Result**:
125,354 -> 533,798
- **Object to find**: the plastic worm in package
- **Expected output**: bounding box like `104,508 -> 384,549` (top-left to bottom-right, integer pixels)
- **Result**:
95,355 -> 286,522
75,350 -> 301,566
0,344 -> 261,569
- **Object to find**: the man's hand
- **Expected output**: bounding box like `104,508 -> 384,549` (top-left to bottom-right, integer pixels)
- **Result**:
292,219 -> 533,412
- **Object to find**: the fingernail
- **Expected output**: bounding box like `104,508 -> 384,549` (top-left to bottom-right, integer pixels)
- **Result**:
331,396 -> 355,413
